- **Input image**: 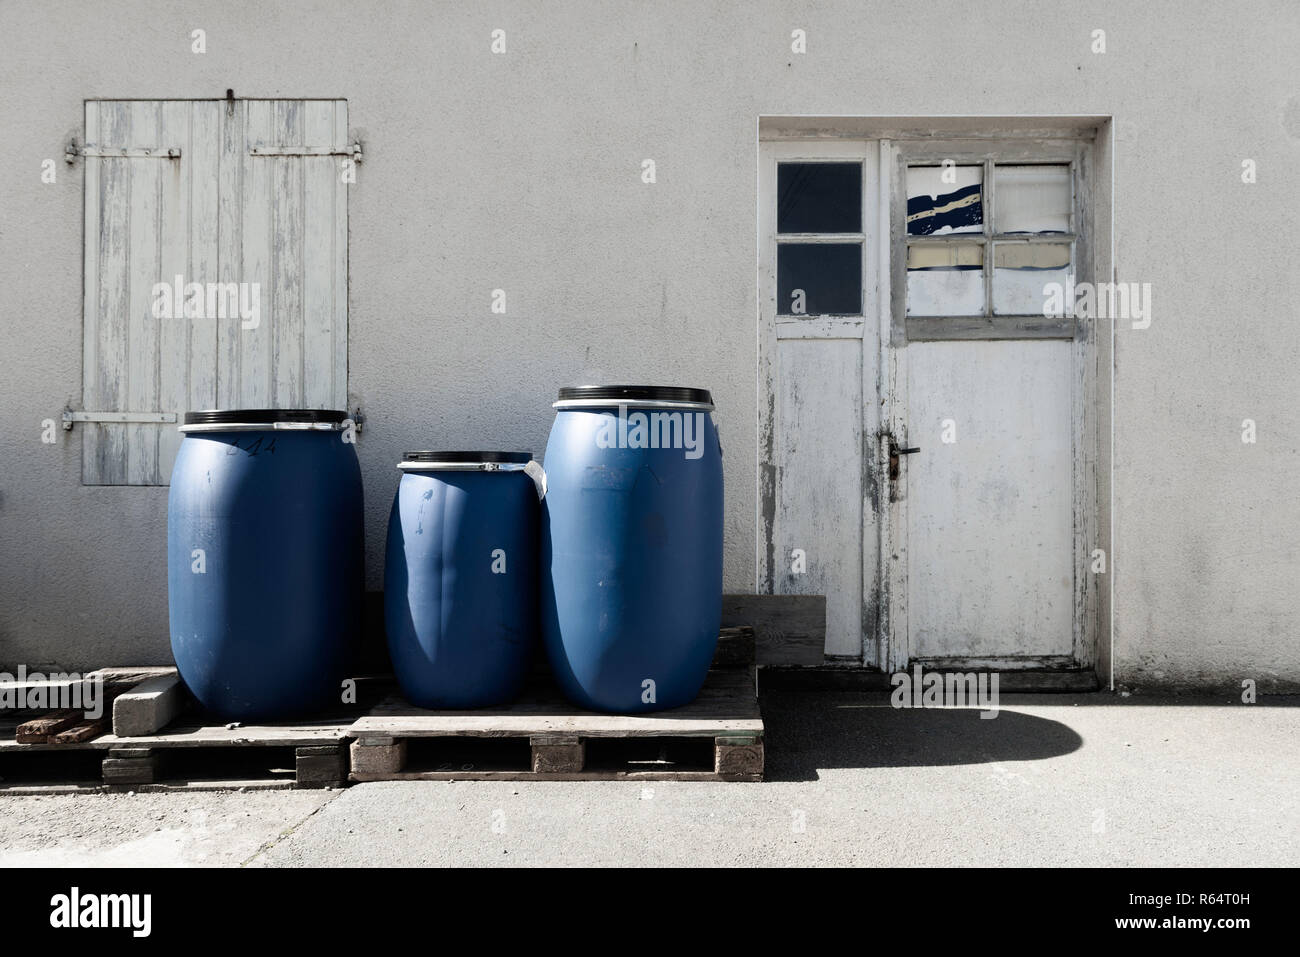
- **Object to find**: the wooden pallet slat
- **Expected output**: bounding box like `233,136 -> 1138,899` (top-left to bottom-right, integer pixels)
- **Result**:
51,718 -> 109,744
15,709 -> 83,743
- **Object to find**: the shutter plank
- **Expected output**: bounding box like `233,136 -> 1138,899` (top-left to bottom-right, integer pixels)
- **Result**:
271,100 -> 304,406
81,101 -> 103,484
156,99 -> 193,481
216,98 -> 245,408
124,100 -> 162,485
187,100 -> 221,415
240,100 -> 273,406
333,101 -> 348,409
87,102 -> 132,484
303,100 -> 340,409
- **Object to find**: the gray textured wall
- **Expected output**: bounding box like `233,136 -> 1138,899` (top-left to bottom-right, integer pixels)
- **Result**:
1,1 -> 1297,688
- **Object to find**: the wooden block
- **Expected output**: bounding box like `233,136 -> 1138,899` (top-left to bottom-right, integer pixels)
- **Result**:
51,718 -> 107,744
714,735 -> 763,780
102,754 -> 156,786
531,735 -> 584,774
350,739 -> 405,776
16,710 -> 82,743
721,594 -> 826,667
106,747 -> 154,759
711,626 -> 757,668
295,745 -> 345,787
112,674 -> 187,737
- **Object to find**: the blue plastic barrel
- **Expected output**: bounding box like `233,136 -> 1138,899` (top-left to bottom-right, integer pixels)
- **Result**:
540,386 -> 723,713
384,451 -> 541,709
167,409 -> 363,720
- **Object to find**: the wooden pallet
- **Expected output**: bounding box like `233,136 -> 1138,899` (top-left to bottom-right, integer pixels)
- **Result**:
1,674 -> 393,791
349,661 -> 764,783
0,717 -> 356,791
98,720 -> 353,790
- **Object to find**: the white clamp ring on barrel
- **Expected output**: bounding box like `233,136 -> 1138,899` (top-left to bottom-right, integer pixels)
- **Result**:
179,421 -> 349,433
397,460 -> 547,501
552,398 -> 714,412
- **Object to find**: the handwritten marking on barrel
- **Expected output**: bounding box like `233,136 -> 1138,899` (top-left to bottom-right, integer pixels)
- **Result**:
416,488 -> 432,535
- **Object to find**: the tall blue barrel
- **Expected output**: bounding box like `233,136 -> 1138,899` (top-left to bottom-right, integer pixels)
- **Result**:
384,451 -> 540,709
541,386 -> 723,713
167,410 -> 363,720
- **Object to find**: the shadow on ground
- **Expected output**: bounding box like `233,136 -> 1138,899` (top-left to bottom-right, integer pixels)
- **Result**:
760,690 -> 1084,782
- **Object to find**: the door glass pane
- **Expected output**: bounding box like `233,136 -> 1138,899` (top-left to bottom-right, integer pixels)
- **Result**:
994,165 -> 1071,233
907,165 -> 983,235
777,162 -> 862,233
992,242 -> 1072,315
777,242 -> 862,315
906,243 -> 984,316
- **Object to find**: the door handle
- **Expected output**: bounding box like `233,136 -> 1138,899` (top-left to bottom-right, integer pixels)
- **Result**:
885,435 -> 920,481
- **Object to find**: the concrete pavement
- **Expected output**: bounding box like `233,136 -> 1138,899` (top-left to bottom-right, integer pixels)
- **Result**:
1,692 -> 1296,867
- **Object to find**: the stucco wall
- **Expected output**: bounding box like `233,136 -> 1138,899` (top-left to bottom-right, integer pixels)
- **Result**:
1,1 -> 1297,688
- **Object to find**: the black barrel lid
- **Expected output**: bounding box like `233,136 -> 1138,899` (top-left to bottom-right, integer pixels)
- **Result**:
556,385 -> 713,405
403,451 -> 533,464
184,409 -> 348,426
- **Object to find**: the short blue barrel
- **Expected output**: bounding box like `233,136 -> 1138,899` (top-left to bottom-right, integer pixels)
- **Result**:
167,409 -> 364,720
541,386 -> 723,713
384,451 -> 540,709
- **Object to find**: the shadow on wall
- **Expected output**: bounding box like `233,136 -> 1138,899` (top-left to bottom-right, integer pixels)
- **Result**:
761,690 -> 1084,782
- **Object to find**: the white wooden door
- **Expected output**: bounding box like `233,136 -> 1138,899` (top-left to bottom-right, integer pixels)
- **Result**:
883,141 -> 1095,671
81,99 -> 349,485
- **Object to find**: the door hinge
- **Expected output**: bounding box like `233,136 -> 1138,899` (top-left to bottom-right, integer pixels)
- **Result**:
62,410 -> 178,431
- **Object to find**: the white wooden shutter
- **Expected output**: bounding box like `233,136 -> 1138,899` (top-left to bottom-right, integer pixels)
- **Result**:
81,99 -> 349,485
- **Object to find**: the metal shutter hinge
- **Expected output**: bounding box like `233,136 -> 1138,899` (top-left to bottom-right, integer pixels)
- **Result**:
66,142 -> 182,161
62,410 -> 178,431
248,143 -> 362,162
